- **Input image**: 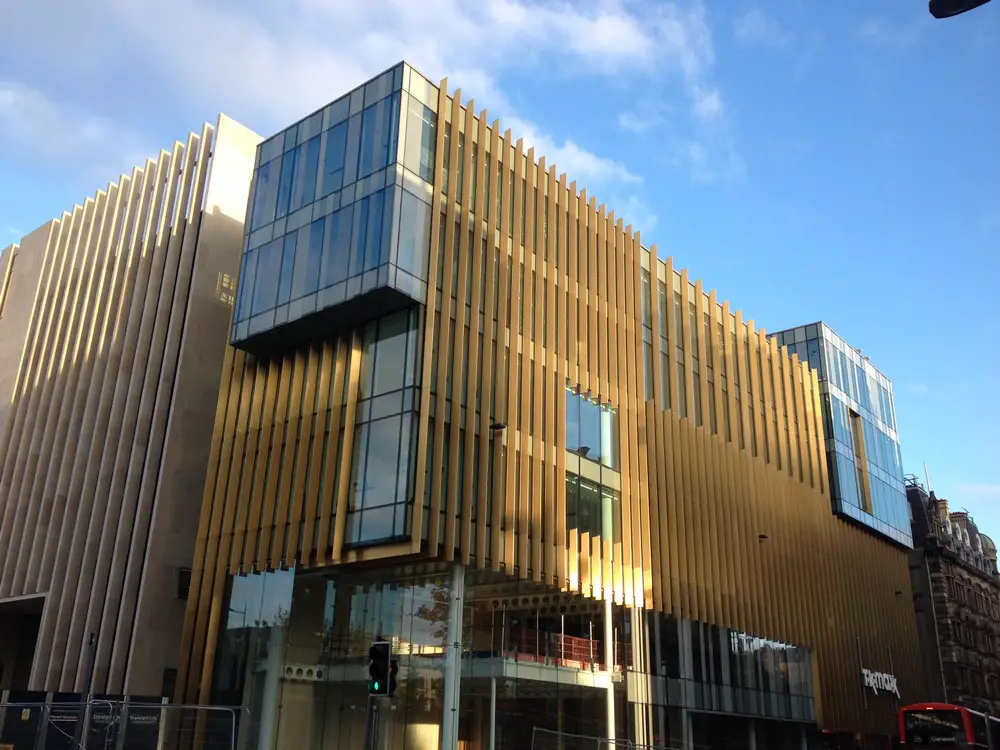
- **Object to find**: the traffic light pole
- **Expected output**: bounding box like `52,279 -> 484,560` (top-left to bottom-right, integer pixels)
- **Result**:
363,695 -> 380,750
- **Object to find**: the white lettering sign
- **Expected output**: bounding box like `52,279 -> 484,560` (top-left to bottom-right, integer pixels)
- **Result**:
862,668 -> 900,698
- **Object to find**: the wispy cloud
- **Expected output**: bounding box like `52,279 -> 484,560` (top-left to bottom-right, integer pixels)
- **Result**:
0,0 -> 731,231
611,194 -> 659,237
857,17 -> 923,51
618,109 -> 664,135
506,116 -> 642,187
0,82 -> 151,180
734,9 -> 792,49
691,85 -> 724,122
671,137 -> 746,186
905,382 -> 932,396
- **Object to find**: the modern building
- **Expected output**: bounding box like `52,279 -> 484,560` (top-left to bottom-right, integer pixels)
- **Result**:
769,323 -> 911,547
177,63 -> 924,750
906,478 -> 1000,715
0,115 -> 260,700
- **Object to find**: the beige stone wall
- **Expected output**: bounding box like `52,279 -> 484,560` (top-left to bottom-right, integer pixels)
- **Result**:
0,115 -> 260,697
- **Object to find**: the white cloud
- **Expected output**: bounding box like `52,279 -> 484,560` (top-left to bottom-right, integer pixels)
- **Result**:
1,0 -> 722,195
734,9 -> 791,49
617,110 -> 663,134
0,81 -> 152,182
611,195 -> 659,236
0,0 -> 741,224
673,137 -> 746,185
0,0 -> 717,131
691,85 -> 724,122
857,18 -> 923,50
507,116 -> 641,187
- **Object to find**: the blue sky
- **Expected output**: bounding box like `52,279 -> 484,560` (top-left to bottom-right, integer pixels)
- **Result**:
1,1 -> 997,531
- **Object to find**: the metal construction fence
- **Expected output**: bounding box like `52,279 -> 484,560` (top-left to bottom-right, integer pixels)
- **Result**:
0,701 -> 245,750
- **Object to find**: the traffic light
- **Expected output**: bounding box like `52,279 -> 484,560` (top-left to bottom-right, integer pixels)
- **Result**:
388,658 -> 399,697
368,640 -> 391,695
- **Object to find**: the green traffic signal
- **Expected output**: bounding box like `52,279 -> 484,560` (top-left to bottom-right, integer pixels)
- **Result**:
368,640 -> 392,696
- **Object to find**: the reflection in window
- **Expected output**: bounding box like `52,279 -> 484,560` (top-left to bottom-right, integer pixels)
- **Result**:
319,205 -> 352,291
402,96 -> 437,183
250,158 -> 280,231
349,189 -> 391,277
276,150 -> 296,220
236,248 -> 257,321
358,92 -> 401,180
396,189 -> 431,278
289,136 -> 320,214
371,312 -> 410,396
565,473 -> 621,543
320,121 -> 349,198
358,310 -> 419,400
211,567 -> 295,709
276,233 -> 295,307
345,412 -> 414,545
251,239 -> 281,314
285,218 -> 324,304
565,387 -> 619,470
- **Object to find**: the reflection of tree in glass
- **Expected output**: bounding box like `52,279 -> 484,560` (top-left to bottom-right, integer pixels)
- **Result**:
413,583 -> 450,646
406,582 -> 449,715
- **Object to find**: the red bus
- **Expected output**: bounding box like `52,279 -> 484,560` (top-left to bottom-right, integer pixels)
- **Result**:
900,703 -> 1000,749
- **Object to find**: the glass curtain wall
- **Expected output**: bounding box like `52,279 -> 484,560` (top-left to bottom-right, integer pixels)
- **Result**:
234,64 -> 439,344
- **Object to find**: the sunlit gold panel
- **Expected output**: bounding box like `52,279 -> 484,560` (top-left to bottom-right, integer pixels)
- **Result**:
180,77 -> 925,736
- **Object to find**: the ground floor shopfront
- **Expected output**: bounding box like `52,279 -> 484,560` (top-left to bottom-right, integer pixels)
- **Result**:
204,562 -> 904,750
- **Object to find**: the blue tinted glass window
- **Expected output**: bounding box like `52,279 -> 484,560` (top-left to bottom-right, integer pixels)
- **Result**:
358,93 -> 400,179
364,189 -> 385,271
342,114 -> 362,187
251,239 -> 282,314
838,352 -> 850,396
397,190 -> 431,278
289,136 -> 320,213
250,158 -> 279,230
275,148 -> 296,220
565,389 -> 581,454
306,218 -> 325,292
856,365 -> 869,410
350,197 -> 370,277
277,233 -> 295,306
371,312 -> 409,396
320,121 -> 348,198
579,397 -> 601,462
806,339 -> 821,375
361,416 -> 402,509
321,205 -> 352,289
236,248 -> 258,321
290,220 -> 323,300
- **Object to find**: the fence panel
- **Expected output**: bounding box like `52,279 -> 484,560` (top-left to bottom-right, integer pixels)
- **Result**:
0,701 -> 243,750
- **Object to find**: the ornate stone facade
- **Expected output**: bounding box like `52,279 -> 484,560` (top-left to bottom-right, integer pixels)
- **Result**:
907,478 -> 1000,714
